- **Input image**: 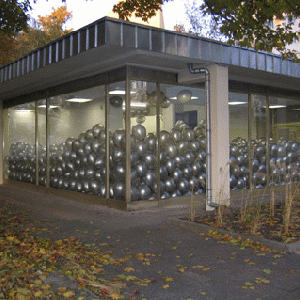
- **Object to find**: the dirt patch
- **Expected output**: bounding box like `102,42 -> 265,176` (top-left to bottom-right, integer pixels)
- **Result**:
193,201 -> 300,244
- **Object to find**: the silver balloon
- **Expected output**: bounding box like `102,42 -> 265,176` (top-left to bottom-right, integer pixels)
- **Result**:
160,131 -> 170,148
131,187 -> 140,201
175,156 -> 186,169
173,169 -> 184,183
113,129 -> 126,148
177,179 -> 190,194
166,145 -> 177,158
183,166 -> 193,180
159,166 -> 169,180
170,128 -> 182,143
143,171 -> 156,188
182,128 -> 195,142
139,185 -> 151,200
164,177 -> 176,193
113,182 -> 125,199
135,141 -> 147,157
84,129 -> 94,141
110,96 -> 123,108
172,190 -> 182,197
185,152 -> 196,165
90,180 -> 100,195
112,148 -> 125,164
114,164 -> 126,181
176,142 -> 189,155
145,134 -> 157,152
144,154 -> 157,170
177,90 -> 192,103
132,125 -> 146,141
94,156 -> 105,169
93,124 -> 104,139
165,158 -> 175,174
135,163 -> 147,177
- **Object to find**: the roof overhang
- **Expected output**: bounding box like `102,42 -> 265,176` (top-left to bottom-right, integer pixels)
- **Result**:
1,17 -> 300,102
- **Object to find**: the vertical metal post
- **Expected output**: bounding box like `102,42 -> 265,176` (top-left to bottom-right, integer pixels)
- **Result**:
105,83 -> 110,200
156,83 -> 161,202
266,92 -> 270,187
125,70 -> 131,205
46,95 -> 50,188
248,92 -> 253,191
35,101 -> 39,186
0,100 -> 3,184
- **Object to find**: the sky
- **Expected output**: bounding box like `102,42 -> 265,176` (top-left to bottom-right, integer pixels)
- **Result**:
30,0 -> 189,31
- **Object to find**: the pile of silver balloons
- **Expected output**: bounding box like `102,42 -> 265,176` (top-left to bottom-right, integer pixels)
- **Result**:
230,137 -> 300,190
6,121 -> 207,201
8,125 -> 300,199
124,120 -> 207,201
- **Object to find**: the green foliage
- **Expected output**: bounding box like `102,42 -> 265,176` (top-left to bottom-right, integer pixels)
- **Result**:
0,6 -> 72,67
0,0 -> 32,37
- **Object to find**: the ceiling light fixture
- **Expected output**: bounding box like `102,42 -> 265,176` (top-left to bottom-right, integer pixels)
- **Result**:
65,98 -> 93,103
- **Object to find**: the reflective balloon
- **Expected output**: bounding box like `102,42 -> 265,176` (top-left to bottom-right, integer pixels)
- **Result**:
110,96 -> 123,108
132,124 -> 146,141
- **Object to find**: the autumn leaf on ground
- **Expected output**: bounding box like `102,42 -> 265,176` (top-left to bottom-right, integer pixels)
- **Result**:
163,284 -> 169,289
163,276 -> 174,282
124,267 -> 135,272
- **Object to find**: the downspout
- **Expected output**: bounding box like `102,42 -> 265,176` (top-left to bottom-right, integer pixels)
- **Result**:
188,63 -> 217,208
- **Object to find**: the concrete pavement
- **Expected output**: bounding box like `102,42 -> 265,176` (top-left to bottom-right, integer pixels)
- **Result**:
1,184 -> 300,299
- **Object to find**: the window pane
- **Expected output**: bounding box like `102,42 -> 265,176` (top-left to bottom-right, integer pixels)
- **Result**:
4,102 -> 36,184
48,85 -> 106,194
229,92 -> 249,190
130,81 -> 157,201
269,96 -> 300,186
159,84 -> 206,199
108,81 -> 126,200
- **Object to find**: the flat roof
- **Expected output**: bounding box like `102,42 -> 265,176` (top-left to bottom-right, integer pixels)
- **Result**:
1,17 -> 300,101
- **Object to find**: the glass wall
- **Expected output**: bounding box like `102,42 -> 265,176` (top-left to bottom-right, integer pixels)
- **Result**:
4,102 -> 36,184
229,92 -> 249,190
229,91 -> 300,190
48,85 -> 106,194
108,81 -> 126,200
128,81 -> 157,201
269,96 -> 300,186
159,84 -> 206,199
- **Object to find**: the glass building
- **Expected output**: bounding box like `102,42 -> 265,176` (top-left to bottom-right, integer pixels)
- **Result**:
1,17 -> 300,210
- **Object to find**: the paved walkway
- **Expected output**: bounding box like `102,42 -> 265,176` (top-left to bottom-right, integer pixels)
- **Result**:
1,184 -> 300,299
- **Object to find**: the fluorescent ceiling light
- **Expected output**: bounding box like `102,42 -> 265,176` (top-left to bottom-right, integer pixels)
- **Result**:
15,109 -> 33,113
229,101 -> 247,105
269,105 -> 286,109
109,89 -> 136,95
169,96 -> 199,100
122,102 -> 148,108
65,98 -> 93,103
38,104 -> 60,109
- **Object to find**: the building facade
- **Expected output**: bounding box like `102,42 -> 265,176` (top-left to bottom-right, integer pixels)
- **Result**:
1,17 -> 300,210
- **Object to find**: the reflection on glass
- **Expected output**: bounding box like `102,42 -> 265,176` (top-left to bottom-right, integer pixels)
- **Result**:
159,84 -> 206,199
4,102 -> 36,184
269,96 -> 300,187
130,81 -> 157,201
108,81 -> 126,200
48,85 -> 106,194
229,92 -> 249,190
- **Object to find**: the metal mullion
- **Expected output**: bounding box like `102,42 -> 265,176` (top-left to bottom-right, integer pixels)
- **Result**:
105,83 -> 110,200
156,83 -> 161,202
125,71 -> 131,205
46,94 -> 50,188
248,92 -> 253,191
35,101 -> 39,186
266,92 -> 270,188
